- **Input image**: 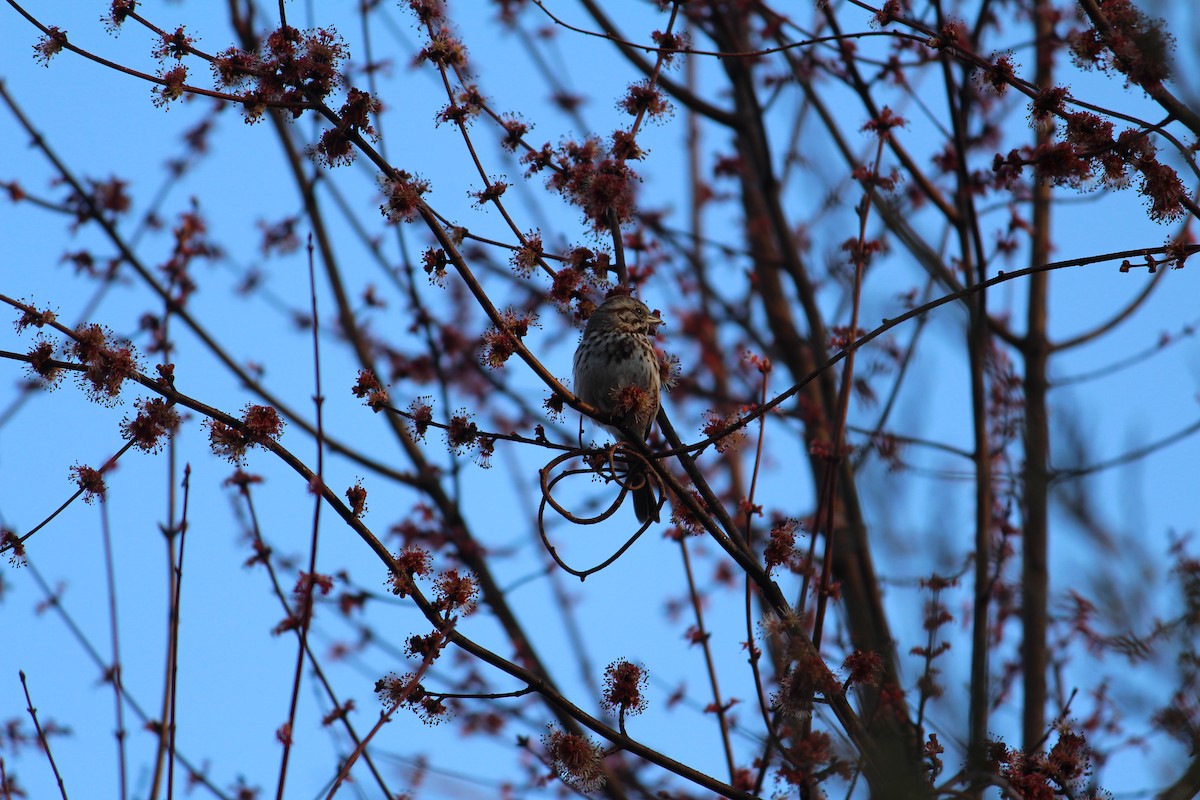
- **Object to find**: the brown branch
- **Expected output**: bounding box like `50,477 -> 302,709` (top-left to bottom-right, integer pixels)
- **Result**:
1158,756 -> 1200,800
1020,0 -> 1054,753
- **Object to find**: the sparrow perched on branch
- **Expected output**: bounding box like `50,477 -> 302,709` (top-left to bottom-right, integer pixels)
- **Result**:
572,293 -> 663,523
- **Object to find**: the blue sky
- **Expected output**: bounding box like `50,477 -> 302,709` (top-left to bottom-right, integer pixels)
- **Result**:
2,1 -> 1200,798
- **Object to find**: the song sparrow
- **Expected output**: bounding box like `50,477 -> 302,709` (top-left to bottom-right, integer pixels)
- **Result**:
572,293 -> 663,523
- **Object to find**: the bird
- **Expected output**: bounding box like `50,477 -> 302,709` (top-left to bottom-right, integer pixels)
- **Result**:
572,293 -> 663,523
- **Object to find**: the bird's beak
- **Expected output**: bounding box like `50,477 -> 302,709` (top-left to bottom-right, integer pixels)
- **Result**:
649,312 -> 663,329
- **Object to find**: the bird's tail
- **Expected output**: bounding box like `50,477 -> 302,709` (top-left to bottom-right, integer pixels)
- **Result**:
629,467 -> 660,524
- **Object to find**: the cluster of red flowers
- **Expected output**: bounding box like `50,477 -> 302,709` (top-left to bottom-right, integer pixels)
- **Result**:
206,404 -> 286,463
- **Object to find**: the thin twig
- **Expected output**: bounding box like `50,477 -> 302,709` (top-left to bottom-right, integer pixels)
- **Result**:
165,465 -> 191,800
19,671 -> 69,800
275,234 -> 328,800
98,499 -> 128,800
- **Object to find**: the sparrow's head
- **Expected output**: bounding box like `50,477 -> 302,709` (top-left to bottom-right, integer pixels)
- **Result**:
587,294 -> 663,336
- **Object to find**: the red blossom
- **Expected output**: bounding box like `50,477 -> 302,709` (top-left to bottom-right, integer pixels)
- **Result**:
843,650 -> 883,688
712,153 -> 743,177
207,419 -> 246,462
345,481 -> 367,517
404,631 -> 443,661
386,542 -> 435,595
924,732 -> 945,776
827,325 -> 866,350
315,89 -> 381,167
25,341 -> 63,387
1137,158 -> 1185,222
379,171 -> 430,223
214,25 -> 347,121
294,28 -> 345,98
241,404 -> 284,445
609,129 -> 644,161
617,80 -> 671,120
70,464 -> 107,504
763,519 -> 798,573
316,128 -> 353,166
294,571 -> 334,605
841,235 -> 886,266
862,106 -> 906,135
1030,86 -> 1069,126
933,19 -> 968,50
548,267 -> 582,307
151,26 -> 194,61
776,731 -> 837,785
566,246 -> 610,283
873,0 -> 904,26
745,351 -> 772,374
1065,112 -> 1115,153
33,27 -> 68,66
433,568 -> 478,614
523,137 -> 640,231
775,651 -> 840,720
351,369 -> 390,412
650,29 -> 689,65
499,114 -> 529,151
407,0 -> 446,25
980,54 -> 1015,94
601,660 -> 648,716
103,1 -> 136,33
456,83 -> 483,111
211,46 -> 260,89
446,412 -> 479,452
421,247 -> 448,284
481,309 -> 536,369
699,409 -> 746,453
1047,731 -> 1088,783
543,392 -> 565,421
992,148 -> 1026,188
395,545 -> 432,577
375,671 -> 450,724
417,30 -> 467,68
1032,142 -> 1091,187
121,397 -> 180,453
206,405 -> 284,463
152,65 -> 188,108
71,324 -> 138,405
91,177 -> 132,216
53,244 -> 87,271
406,397 -> 434,439
339,88 -> 380,132
471,181 -> 508,207
603,384 -> 651,431
667,489 -> 707,536
14,304 -> 56,333
542,728 -> 606,792
320,700 -> 355,727
2,528 -> 26,567
1069,0 -> 1174,88
510,234 -> 542,276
